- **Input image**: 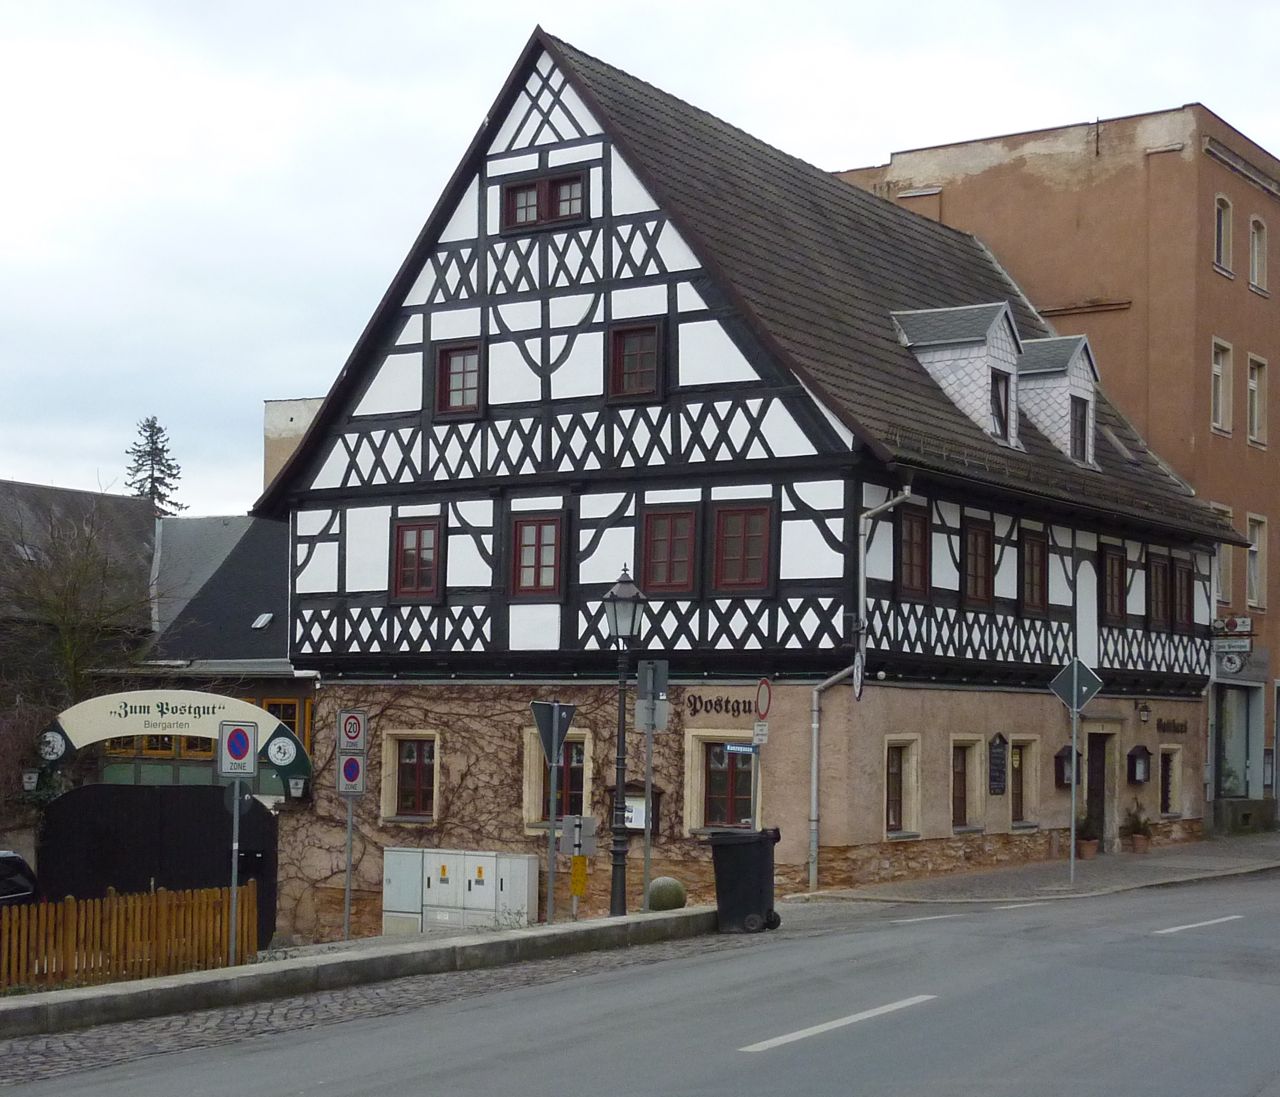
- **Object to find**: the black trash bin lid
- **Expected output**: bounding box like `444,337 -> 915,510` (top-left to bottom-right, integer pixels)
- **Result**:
705,828 -> 780,845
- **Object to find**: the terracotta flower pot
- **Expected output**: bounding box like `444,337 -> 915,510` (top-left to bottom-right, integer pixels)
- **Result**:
1076,838 -> 1099,860
1130,834 -> 1151,854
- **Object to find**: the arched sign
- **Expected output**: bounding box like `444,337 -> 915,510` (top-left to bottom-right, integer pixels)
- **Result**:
36,690 -> 312,782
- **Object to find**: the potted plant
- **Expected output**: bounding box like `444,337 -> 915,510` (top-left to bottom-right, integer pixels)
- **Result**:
1075,815 -> 1100,859
1122,801 -> 1153,853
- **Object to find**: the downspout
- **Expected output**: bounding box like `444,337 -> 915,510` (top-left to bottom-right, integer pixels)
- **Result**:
809,483 -> 914,891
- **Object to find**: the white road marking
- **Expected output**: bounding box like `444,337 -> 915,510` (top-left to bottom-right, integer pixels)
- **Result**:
993,902 -> 1048,910
1152,915 -> 1243,936
740,995 -> 937,1053
890,914 -> 965,924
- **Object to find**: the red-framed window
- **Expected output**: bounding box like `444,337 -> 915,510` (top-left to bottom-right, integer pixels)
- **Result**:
512,515 -> 563,598
435,345 -> 482,416
896,505 -> 930,600
608,323 -> 662,399
1147,554 -> 1170,631
396,738 -> 435,817
711,505 -> 771,592
886,745 -> 905,833
542,741 -> 585,821
500,172 -> 587,231
1100,545 -> 1127,625
990,372 -> 1011,439
641,508 -> 696,594
704,743 -> 753,827
1173,560 -> 1194,633
393,520 -> 442,599
1021,529 -> 1048,615
963,520 -> 994,607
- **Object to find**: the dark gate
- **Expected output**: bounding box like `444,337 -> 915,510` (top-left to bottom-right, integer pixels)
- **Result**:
1086,732 -> 1109,845
36,785 -> 277,947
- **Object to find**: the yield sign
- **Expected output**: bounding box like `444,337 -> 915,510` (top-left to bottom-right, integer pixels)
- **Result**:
530,701 -> 576,764
1049,659 -> 1103,713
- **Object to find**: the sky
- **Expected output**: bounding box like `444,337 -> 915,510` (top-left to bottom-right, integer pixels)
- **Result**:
3,0 -> 1279,516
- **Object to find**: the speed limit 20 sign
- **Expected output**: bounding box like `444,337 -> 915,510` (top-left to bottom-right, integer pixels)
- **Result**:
337,710 -> 368,754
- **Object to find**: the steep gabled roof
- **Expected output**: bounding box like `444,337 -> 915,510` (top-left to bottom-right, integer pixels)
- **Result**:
255,28 -> 1237,546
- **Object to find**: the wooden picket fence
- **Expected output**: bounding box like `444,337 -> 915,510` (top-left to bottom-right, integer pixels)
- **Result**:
0,880 -> 257,991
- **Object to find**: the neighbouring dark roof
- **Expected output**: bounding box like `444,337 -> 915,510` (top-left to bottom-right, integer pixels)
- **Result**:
150,518 -> 289,662
0,481 -> 155,624
254,29 -> 1240,547
893,304 -> 1010,348
1018,336 -> 1088,375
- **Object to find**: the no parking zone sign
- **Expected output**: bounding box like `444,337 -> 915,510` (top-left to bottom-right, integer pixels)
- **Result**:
337,753 -> 365,796
218,721 -> 259,779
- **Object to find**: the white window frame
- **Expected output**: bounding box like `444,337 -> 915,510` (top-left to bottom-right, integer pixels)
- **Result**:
1250,217 -> 1267,291
380,730 -> 442,824
522,728 -> 594,835
682,728 -> 756,834
1009,737 -> 1040,827
1215,195 -> 1233,271
1211,339 -> 1233,432
1159,745 -> 1183,818
1247,514 -> 1267,609
1248,355 -> 1267,445
1211,503 -> 1234,606
884,734 -> 922,838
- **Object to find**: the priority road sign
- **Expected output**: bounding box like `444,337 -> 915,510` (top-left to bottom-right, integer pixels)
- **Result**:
530,701 -> 576,764
218,721 -> 258,779
337,753 -> 365,796
337,710 -> 368,754
1049,659 -> 1103,713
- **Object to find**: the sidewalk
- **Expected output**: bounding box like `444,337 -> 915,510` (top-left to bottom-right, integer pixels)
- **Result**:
787,832 -> 1280,904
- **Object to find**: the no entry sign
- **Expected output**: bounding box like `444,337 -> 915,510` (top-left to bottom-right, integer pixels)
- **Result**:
218,721 -> 258,779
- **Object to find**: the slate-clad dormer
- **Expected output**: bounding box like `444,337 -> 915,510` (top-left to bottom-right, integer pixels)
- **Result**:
891,303 -> 1023,447
1016,335 -> 1099,465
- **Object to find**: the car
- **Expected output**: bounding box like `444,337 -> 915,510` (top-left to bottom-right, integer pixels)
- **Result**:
0,851 -> 38,906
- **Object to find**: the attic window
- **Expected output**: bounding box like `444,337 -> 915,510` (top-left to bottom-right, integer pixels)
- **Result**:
500,172 -> 588,232
990,372 -> 1010,440
1070,396 -> 1089,461
251,613 -> 274,630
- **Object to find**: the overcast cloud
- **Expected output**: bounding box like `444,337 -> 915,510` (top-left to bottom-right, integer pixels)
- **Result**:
3,0 -> 1277,515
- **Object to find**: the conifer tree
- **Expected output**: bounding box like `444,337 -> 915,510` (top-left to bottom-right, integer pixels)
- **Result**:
125,416 -> 186,515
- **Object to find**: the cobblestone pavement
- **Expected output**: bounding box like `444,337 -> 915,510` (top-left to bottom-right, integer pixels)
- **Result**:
0,902 -> 867,1088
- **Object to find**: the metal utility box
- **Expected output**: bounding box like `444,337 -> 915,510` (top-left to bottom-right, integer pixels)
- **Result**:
383,847 -> 540,931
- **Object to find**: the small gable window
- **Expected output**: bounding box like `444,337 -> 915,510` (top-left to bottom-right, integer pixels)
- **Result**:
1070,396 -> 1089,461
393,519 -> 443,600
990,372 -> 1010,440
436,344 -> 482,417
501,172 -> 588,232
609,322 -> 663,400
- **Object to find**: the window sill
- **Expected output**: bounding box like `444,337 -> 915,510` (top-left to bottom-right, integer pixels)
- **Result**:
1249,282 -> 1270,298
1213,262 -> 1235,280
1159,813 -> 1183,821
952,825 -> 985,835
382,815 -> 436,827
1210,425 -> 1233,438
885,831 -> 921,842
1010,822 -> 1040,832
1248,437 -> 1268,450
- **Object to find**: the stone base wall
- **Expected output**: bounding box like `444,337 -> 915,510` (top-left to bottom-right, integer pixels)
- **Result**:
1150,817 -> 1203,845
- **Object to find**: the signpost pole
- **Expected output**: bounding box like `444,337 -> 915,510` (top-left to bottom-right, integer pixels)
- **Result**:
642,723 -> 654,912
343,797 -> 354,940
229,777 -> 241,966
1070,660 -> 1079,886
547,701 -> 561,926
751,746 -> 761,828
571,816 -> 582,922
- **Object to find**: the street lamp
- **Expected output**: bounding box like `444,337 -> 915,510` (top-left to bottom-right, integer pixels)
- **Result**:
602,566 -> 647,917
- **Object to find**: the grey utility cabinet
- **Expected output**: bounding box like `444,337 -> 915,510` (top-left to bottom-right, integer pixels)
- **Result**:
382,847 -> 539,934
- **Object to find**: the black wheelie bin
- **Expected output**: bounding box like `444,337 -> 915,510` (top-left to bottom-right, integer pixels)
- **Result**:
707,827 -> 782,933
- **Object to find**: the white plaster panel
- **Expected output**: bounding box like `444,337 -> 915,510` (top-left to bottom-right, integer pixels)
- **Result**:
509,603 -> 562,650
1049,551 -> 1072,605
310,446 -> 346,490
558,83 -> 602,136
711,485 -> 771,500
548,142 -> 603,167
488,92 -> 527,153
344,506 -> 391,592
1021,519 -> 1045,532
610,149 -> 657,215
864,517 -> 893,580
796,375 -> 855,449
789,480 -> 845,513
1195,553 -> 1212,623
933,532 -> 959,589
657,222 -> 699,271
1054,526 -> 1076,550
486,152 -> 539,177
296,541 -> 338,594
403,266 -> 435,308
550,294 -> 595,328
678,320 -> 759,386
611,285 -> 667,320
396,314 -> 423,346
590,166 -> 603,219
296,510 -> 332,537
493,300 -> 542,332
397,504 -> 441,518
550,331 -> 603,400
452,499 -> 493,525
645,489 -> 701,504
438,177 -> 479,243
579,526 -> 633,584
963,506 -> 992,520
994,514 -> 1013,539
937,502 -> 961,529
862,483 -> 890,509
432,308 -> 481,341
1127,567 -> 1146,616
580,493 -> 627,519
485,185 -> 500,237
447,534 -> 490,587
1076,559 -> 1099,667
760,402 -> 814,457
487,340 -> 541,405
677,282 -> 708,312
780,522 -> 843,579
511,495 -> 562,511
354,352 -> 422,416
994,543 -> 1017,599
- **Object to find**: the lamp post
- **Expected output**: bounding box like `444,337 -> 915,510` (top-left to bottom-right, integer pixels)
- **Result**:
602,566 -> 646,917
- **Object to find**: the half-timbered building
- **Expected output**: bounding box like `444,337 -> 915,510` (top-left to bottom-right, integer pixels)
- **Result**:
255,30 -> 1240,941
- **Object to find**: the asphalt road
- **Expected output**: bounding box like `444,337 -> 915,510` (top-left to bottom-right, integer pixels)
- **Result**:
9,873 -> 1280,1097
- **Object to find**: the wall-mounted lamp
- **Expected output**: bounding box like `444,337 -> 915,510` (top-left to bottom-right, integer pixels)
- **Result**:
1128,745 -> 1153,784
21,769 -> 40,793
1136,702 -> 1152,724
286,776 -> 309,801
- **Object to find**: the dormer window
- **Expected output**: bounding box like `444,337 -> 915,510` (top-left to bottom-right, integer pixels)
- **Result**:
1070,396 -> 1089,461
500,172 -> 588,232
990,372 -> 1010,440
